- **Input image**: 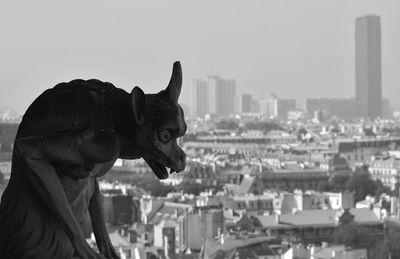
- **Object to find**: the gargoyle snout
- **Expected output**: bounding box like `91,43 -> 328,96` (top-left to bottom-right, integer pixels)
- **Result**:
175,149 -> 186,172
179,152 -> 186,169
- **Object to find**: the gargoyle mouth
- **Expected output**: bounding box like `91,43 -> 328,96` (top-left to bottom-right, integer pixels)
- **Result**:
145,159 -> 176,180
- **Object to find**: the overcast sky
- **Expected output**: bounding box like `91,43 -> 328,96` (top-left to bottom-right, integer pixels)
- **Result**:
1,0 -> 400,113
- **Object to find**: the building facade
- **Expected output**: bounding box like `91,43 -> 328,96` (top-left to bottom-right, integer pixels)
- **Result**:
369,156 -> 400,190
185,206 -> 224,251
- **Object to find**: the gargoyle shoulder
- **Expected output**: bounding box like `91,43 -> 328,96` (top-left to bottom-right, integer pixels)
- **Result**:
17,79 -> 129,138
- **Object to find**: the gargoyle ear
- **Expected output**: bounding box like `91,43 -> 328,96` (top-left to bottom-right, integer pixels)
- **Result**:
165,61 -> 182,103
131,86 -> 146,124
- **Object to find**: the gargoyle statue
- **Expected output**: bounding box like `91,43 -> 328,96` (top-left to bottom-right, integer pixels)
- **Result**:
0,62 -> 187,259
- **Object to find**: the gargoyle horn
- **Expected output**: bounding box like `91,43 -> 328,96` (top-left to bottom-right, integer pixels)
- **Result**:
166,61 -> 182,103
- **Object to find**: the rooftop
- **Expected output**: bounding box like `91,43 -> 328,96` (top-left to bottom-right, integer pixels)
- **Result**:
254,208 -> 381,229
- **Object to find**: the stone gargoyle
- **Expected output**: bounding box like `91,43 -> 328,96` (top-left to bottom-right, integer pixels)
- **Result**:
0,62 -> 187,259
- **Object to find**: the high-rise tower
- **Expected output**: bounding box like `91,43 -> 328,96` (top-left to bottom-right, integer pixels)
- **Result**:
192,75 -> 236,118
355,15 -> 382,118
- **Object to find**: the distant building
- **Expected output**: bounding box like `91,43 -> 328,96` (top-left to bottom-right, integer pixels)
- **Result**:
281,245 -> 309,259
382,98 -> 393,118
182,162 -> 216,186
0,161 -> 11,180
199,235 -> 281,259
251,100 -> 260,113
276,99 -> 296,119
324,191 -> 355,210
261,94 -> 296,119
88,230 -> 157,259
140,197 -> 192,225
309,245 -> 367,259
355,15 -> 382,118
154,220 -> 177,259
186,206 -> 224,251
192,76 -> 237,118
291,190 -> 354,212
224,173 -> 257,196
369,155 -> 400,190
302,98 -> 356,120
241,208 -> 383,244
271,191 -> 354,215
257,169 -> 329,192
337,137 -> 400,167
188,133 -> 297,145
231,194 -> 274,212
258,98 -> 275,118
238,94 -> 252,113
192,79 -> 209,118
208,76 -> 236,116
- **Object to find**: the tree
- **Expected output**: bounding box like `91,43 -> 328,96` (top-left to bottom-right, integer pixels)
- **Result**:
345,170 -> 377,202
329,174 -> 351,192
332,222 -> 380,251
317,181 -> 331,192
374,179 -> 392,199
215,120 -> 239,130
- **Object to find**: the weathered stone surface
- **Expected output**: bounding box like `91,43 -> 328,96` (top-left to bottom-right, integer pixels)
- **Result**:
0,62 -> 186,259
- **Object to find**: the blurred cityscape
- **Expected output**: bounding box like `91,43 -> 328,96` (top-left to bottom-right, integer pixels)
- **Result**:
1,14 -> 400,259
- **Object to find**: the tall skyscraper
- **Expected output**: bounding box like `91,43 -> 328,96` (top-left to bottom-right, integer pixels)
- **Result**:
192,75 -> 236,118
207,75 -> 236,116
355,15 -> 382,118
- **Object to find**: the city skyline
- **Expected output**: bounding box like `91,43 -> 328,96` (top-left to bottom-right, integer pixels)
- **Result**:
1,1 -> 400,114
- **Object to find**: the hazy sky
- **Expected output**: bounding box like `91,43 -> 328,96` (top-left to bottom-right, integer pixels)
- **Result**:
1,0 -> 400,113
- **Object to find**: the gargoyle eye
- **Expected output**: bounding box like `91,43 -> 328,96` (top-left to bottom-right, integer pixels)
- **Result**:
158,129 -> 172,143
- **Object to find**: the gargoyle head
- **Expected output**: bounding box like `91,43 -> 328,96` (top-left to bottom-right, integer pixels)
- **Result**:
131,61 -> 187,179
